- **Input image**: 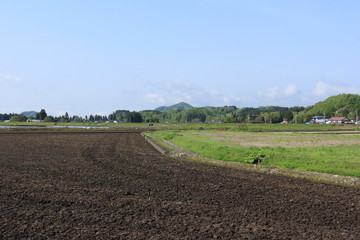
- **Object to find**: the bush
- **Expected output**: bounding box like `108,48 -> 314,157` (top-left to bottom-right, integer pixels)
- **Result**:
9,115 -> 27,122
44,116 -> 54,122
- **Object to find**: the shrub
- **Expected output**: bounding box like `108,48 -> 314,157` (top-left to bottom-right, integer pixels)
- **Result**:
9,115 -> 27,122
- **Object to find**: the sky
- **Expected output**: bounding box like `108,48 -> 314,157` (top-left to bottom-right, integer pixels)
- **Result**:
1,0 -> 360,117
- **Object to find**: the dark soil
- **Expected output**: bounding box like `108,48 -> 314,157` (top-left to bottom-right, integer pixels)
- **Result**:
1,131 -> 359,239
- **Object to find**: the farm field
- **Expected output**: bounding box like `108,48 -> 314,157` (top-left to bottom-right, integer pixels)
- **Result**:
149,130 -> 360,177
1,121 -> 360,132
0,130 -> 359,239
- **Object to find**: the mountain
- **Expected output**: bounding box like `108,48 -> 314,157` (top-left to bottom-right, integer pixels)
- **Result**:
21,111 -> 38,118
155,102 -> 193,112
296,94 -> 360,122
154,106 -> 167,112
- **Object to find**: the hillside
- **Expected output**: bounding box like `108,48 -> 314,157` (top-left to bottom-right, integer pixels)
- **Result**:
21,111 -> 38,118
155,102 -> 193,112
296,94 -> 360,122
4,94 -> 360,124
149,95 -> 360,123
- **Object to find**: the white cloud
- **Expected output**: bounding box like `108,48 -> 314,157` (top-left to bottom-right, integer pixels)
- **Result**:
200,89 -> 242,105
145,93 -> 166,105
313,81 -> 360,97
284,84 -> 297,96
258,84 -> 298,99
144,80 -> 245,107
172,89 -> 193,102
261,87 -> 280,99
206,89 -> 222,96
2,74 -> 22,83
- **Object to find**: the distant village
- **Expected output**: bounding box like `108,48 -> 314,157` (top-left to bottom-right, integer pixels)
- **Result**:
2,114 -> 360,125
309,116 -> 359,125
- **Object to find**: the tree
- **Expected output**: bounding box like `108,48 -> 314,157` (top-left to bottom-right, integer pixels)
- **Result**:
10,115 -> 27,122
64,112 -> 69,122
37,109 -> 47,120
224,113 -> 238,123
72,115 -> 83,122
335,107 -> 350,117
254,116 -> 265,123
269,112 -> 283,123
44,116 -> 54,122
129,112 -> 142,123
283,110 -> 294,122
0,113 -> 12,121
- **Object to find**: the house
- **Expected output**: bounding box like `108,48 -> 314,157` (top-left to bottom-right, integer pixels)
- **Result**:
310,116 -> 327,124
328,117 -> 351,124
27,119 -> 43,123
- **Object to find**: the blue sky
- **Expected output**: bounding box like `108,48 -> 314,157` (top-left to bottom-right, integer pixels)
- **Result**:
1,0 -> 359,116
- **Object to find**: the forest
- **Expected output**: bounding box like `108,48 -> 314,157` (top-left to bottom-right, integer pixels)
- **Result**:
1,94 -> 360,124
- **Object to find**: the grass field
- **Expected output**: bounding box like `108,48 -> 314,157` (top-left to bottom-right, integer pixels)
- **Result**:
2,121 -> 359,131
2,121 -> 360,177
148,129 -> 360,177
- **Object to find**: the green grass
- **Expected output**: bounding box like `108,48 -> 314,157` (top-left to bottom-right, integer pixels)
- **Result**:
148,130 -> 360,177
2,122 -> 359,132
0,122 -> 156,127
160,123 -> 359,132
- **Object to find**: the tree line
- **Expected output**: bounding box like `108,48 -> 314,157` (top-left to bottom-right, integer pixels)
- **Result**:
1,106 -> 302,124
0,113 -> 18,122
1,109 -> 109,123
2,94 -> 359,123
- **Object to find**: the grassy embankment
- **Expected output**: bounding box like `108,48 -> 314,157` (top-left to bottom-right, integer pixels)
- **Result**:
148,125 -> 360,178
1,121 -> 358,130
2,121 -> 359,177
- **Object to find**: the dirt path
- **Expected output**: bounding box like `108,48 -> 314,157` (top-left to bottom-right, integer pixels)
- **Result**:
1,131 -> 359,239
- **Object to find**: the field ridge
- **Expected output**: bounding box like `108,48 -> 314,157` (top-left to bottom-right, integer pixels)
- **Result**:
144,132 -> 360,188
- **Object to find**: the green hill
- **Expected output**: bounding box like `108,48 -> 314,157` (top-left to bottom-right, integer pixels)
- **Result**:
296,94 -> 360,122
155,102 -> 193,112
21,111 -> 38,118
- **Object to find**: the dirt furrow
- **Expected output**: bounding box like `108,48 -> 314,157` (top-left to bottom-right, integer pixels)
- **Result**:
0,131 -> 359,239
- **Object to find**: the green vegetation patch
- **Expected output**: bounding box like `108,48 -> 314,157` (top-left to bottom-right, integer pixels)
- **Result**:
149,130 -> 360,177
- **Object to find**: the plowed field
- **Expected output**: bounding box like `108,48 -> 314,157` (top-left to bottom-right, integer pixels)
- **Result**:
1,131 -> 359,239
